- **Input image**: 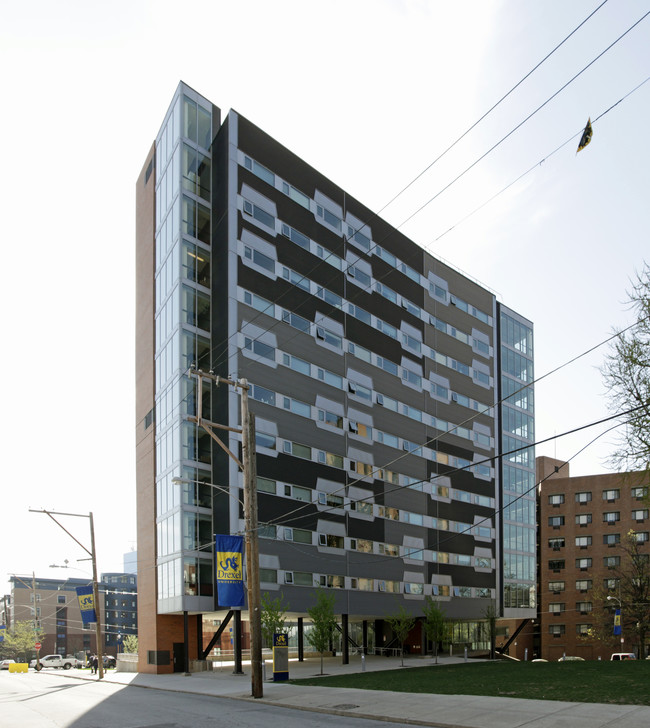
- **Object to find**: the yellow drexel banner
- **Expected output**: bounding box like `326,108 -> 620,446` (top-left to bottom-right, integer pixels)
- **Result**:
75,585 -> 97,624
215,534 -> 245,607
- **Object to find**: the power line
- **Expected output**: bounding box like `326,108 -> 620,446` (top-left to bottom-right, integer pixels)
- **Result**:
199,2 -> 613,374
431,76 -> 650,244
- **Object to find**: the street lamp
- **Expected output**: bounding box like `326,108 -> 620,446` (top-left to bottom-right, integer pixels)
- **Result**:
29,509 -> 105,680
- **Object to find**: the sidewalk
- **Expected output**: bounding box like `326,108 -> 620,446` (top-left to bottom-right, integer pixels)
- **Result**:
57,654 -> 650,728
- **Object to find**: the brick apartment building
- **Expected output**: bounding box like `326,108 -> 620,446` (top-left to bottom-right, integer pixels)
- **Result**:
537,456 -> 649,660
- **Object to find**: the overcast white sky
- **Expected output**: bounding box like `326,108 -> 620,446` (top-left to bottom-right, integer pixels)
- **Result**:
1,1 -> 648,595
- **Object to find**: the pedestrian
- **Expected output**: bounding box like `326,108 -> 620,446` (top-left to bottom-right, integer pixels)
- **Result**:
91,655 -> 98,674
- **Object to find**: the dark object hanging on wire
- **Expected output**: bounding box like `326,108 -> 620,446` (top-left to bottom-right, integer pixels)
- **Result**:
577,117 -> 593,153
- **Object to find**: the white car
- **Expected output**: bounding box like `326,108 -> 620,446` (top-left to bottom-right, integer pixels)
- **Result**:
36,654 -> 78,670
0,659 -> 15,670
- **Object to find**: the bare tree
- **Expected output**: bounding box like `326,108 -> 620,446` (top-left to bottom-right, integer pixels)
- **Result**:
587,530 -> 650,657
602,264 -> 650,474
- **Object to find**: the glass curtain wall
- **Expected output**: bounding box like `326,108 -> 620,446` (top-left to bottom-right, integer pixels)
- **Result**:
154,85 -> 214,611
499,309 -> 536,611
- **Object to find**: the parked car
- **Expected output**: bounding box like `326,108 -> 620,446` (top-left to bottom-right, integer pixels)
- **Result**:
557,656 -> 585,662
35,654 -> 78,670
0,659 -> 15,670
610,652 -> 636,660
103,655 -> 116,668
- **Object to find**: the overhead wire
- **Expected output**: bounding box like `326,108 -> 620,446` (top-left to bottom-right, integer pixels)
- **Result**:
202,3 -> 633,376
136,6 -> 641,434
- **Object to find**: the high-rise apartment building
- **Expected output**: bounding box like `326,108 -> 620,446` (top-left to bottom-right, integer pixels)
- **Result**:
135,82 -> 535,673
537,457 -> 649,660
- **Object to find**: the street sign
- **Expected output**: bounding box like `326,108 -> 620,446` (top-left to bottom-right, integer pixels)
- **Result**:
35,642 -> 41,650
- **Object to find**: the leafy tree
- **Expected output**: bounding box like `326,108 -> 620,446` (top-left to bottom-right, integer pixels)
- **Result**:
586,530 -> 650,657
260,591 -> 289,648
422,597 -> 446,663
4,621 -> 44,661
122,635 -> 138,654
306,588 -> 337,675
602,264 -> 650,475
386,604 -> 415,667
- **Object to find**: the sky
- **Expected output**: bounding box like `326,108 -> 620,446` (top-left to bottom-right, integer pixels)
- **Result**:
1,0 -> 648,596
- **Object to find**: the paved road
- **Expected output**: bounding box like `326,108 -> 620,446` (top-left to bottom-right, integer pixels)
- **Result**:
0,670 -> 406,728
4,654 -> 650,728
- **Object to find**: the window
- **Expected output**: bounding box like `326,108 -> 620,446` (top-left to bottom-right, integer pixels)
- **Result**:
632,486 -> 648,499
549,625 -> 565,636
293,528 -> 312,544
317,492 -> 344,508
603,511 -> 620,523
548,537 -> 565,550
242,200 -> 275,230
576,601 -> 593,614
603,533 -> 620,546
255,432 -> 276,450
318,534 -> 344,549
548,602 -> 565,614
604,556 -> 620,569
257,477 -> 276,494
575,557 -> 592,569
404,582 -> 424,595
259,568 -> 277,583
548,494 -> 565,505
575,536 -> 592,548
282,266 -> 310,291
243,156 -> 275,186
575,513 -> 592,526
575,491 -> 592,504
318,410 -> 343,429
316,205 -> 341,231
288,485 -> 311,502
575,580 -> 592,591
250,384 -> 275,406
602,489 -> 620,502
282,181 -> 310,209
576,623 -> 592,635
243,244 -> 275,272
244,337 -> 275,361
378,542 -> 399,557
315,326 -> 342,349
57,595 -> 66,604
548,581 -> 565,592
548,560 -> 565,571
283,441 -> 311,460
632,509 -> 649,521
548,516 -> 564,527
634,531 -> 649,543
604,578 -> 620,590
283,353 -> 311,376
282,309 -> 311,333
376,282 -> 397,303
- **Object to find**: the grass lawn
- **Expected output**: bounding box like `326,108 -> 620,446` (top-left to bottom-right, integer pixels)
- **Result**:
291,660 -> 650,705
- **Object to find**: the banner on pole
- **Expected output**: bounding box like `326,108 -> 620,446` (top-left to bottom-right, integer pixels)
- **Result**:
215,534 -> 245,607
613,608 -> 622,636
75,585 -> 98,624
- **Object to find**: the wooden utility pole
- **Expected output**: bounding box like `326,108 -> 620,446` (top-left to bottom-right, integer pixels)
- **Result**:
240,379 -> 262,698
188,370 -> 263,698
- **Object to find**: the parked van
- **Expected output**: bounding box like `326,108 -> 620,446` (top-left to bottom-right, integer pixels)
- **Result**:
610,652 -> 636,660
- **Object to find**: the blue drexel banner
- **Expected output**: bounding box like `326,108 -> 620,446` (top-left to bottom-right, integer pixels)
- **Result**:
613,608 -> 622,636
215,534 -> 245,607
75,585 -> 97,624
